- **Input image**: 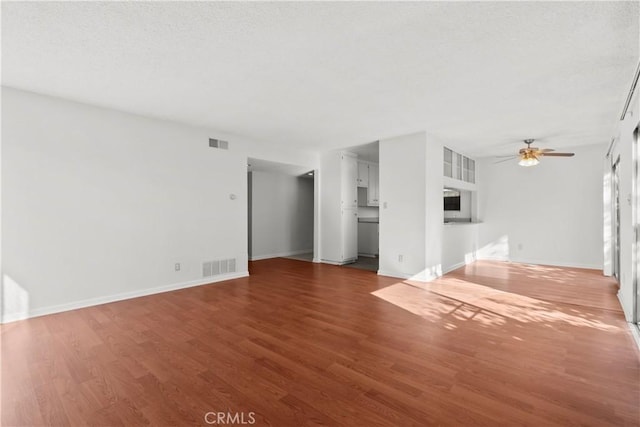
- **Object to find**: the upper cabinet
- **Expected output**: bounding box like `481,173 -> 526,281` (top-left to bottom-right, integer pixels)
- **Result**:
357,161 -> 369,188
444,147 -> 475,184
367,163 -> 379,206
356,160 -> 379,206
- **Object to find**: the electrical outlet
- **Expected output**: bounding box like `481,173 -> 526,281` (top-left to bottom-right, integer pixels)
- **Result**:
517,243 -> 523,251
175,263 -> 181,271
398,254 -> 403,263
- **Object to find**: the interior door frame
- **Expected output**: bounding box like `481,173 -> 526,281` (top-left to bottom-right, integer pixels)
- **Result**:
633,125 -> 639,324
612,156 -> 621,281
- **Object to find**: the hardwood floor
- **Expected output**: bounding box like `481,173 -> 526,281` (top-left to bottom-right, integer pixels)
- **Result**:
2,259 -> 639,426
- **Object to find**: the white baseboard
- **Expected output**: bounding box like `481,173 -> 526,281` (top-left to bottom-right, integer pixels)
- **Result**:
249,249 -> 313,261
628,323 -> 640,353
476,255 -> 510,262
377,270 -> 413,280
617,291 -> 635,323
442,261 -> 466,275
376,270 -> 441,282
504,257 -> 603,271
474,255 -> 602,271
320,259 -> 358,266
1,271 -> 249,324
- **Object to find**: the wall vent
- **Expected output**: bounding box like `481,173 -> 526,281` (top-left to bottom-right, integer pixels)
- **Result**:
203,258 -> 236,278
209,138 -> 229,150
203,261 -> 213,277
211,260 -> 221,276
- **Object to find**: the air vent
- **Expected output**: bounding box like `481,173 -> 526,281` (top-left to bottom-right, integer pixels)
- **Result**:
211,260 -> 220,276
203,261 -> 213,277
203,258 -> 236,278
209,138 -> 229,150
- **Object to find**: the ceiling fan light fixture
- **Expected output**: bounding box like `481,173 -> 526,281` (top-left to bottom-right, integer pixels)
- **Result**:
518,152 -> 539,167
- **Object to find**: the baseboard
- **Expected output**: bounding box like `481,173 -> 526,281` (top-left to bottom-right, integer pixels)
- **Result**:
320,259 -> 357,266
377,270 -> 413,280
358,253 -> 378,258
474,255 -> 602,271
1,271 -> 249,324
250,249 -> 313,261
617,291 -> 635,323
376,270 -> 443,282
506,257 -> 603,271
627,323 -> 640,353
442,261 -> 466,275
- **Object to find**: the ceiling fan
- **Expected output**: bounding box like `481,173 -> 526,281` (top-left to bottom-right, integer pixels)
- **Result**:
496,139 -> 575,167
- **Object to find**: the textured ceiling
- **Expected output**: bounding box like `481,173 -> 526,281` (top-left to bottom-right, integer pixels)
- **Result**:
2,2 -> 638,156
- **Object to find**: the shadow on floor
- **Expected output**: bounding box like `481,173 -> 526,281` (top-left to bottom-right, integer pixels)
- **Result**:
283,254 -> 378,273
343,256 -> 378,272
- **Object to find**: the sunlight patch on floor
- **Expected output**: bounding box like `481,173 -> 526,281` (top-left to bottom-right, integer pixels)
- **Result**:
371,277 -> 619,331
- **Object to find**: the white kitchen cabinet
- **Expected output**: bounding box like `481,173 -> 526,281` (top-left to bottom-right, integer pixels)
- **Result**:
342,209 -> 358,262
367,163 -> 379,206
357,161 -> 369,188
320,151 -> 359,264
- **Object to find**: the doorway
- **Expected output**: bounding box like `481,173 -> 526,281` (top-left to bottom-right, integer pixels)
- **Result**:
344,141 -> 380,273
247,158 -> 316,263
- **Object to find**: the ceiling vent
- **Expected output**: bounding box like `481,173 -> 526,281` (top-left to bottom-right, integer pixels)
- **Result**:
209,138 -> 229,150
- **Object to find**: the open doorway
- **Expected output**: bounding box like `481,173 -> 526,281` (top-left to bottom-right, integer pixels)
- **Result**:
247,158 -> 316,263
343,141 -> 380,273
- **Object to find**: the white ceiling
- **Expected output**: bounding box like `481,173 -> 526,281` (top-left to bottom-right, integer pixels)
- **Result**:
2,2 -> 638,156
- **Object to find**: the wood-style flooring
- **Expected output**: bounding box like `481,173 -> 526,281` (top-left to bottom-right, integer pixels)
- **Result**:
2,259 -> 639,426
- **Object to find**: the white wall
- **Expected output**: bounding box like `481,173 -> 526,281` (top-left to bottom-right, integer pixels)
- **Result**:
319,151 -> 343,263
424,134 -> 444,279
378,132 -> 443,281
477,143 -> 607,269
607,79 -> 639,322
379,133 -> 427,279
1,87 -> 317,322
249,171 -> 314,260
442,224 -> 479,272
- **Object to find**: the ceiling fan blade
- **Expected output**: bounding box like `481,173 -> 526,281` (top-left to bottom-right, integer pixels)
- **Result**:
493,156 -> 517,164
495,155 -> 518,158
539,152 -> 574,157
536,148 -> 555,153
